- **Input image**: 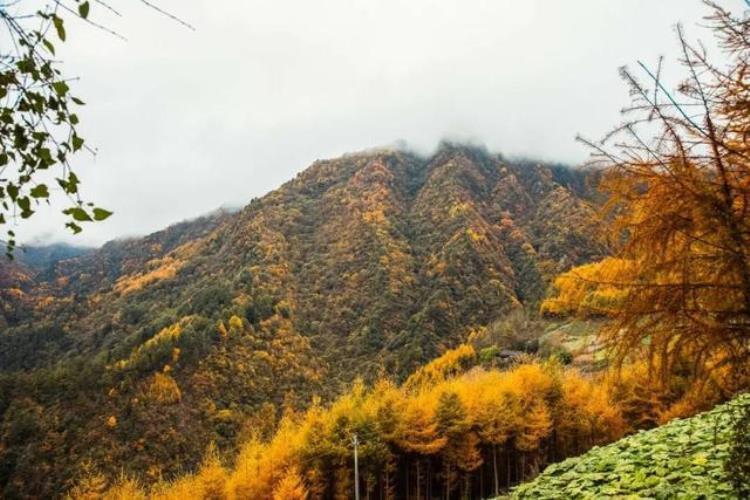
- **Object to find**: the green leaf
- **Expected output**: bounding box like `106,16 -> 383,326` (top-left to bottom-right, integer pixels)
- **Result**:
52,81 -> 69,96
17,197 -> 30,211
30,184 -> 49,198
16,58 -> 33,73
38,148 -> 54,166
72,134 -> 84,152
92,207 -> 113,221
42,38 -> 56,55
17,197 -> 33,218
64,207 -> 92,222
78,1 -> 90,19
65,172 -> 80,194
71,97 -> 86,105
52,15 -> 66,42
66,221 -> 83,234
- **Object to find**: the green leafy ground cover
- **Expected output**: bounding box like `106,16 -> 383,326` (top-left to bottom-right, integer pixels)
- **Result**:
511,394 -> 749,499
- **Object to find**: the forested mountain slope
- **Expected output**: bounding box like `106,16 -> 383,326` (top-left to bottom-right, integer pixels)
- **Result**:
0,143 -> 603,497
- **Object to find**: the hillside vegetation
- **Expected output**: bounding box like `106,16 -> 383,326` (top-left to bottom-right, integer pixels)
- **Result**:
511,394 -> 749,499
96,346 -> 629,500
0,144 -> 605,497
95,343 -> 731,500
2,0 -> 750,497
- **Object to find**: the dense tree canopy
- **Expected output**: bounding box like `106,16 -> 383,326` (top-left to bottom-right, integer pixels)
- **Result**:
545,2 -> 750,389
95,344 -> 724,499
0,147 -> 605,497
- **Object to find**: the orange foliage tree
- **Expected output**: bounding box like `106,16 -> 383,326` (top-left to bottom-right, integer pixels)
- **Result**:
545,3 -> 750,393
104,346 -> 627,499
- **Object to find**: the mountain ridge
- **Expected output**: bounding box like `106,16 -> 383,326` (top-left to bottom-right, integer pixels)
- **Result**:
0,143 -> 606,497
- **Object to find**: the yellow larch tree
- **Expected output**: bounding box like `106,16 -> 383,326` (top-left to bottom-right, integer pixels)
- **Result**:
545,3 -> 750,390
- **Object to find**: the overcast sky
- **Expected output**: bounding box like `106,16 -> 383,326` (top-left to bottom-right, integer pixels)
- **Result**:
12,0 -> 729,246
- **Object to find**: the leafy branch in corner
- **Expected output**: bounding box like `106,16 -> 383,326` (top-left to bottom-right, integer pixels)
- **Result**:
0,0 -> 192,258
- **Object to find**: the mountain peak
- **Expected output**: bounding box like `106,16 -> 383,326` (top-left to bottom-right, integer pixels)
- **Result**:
0,144 -> 605,496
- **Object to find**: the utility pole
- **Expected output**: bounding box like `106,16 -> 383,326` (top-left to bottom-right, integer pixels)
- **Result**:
352,433 -> 360,500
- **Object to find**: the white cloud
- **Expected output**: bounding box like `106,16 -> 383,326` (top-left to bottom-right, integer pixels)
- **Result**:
12,0 -> 725,245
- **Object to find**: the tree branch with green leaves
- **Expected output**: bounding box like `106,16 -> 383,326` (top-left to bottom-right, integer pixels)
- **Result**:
0,0 -> 192,258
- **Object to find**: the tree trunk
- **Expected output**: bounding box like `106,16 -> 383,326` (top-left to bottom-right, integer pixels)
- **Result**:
506,447 -> 512,488
493,444 -> 499,496
406,458 -> 410,500
416,461 -> 420,500
445,464 -> 451,500
479,459 -> 484,498
427,458 -> 432,500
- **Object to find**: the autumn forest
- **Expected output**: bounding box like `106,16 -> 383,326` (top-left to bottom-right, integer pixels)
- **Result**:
2,1 -> 750,499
